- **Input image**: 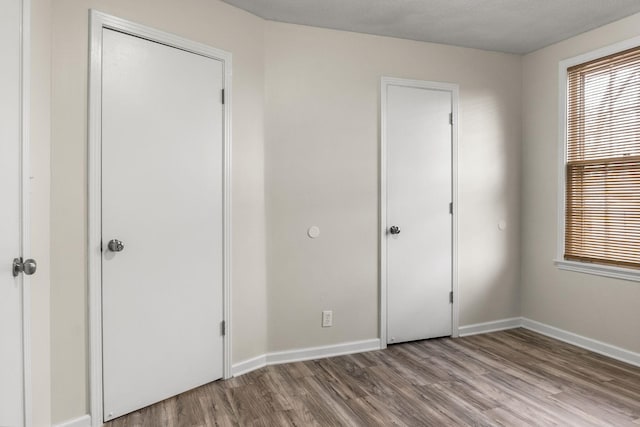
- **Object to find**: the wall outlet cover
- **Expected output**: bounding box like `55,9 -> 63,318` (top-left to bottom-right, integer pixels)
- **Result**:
322,310 -> 332,327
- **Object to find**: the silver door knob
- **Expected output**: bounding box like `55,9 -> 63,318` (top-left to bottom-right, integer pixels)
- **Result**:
389,226 -> 401,235
12,258 -> 37,277
108,239 -> 125,252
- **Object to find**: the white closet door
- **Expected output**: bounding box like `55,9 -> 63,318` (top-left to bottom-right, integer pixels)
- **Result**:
101,28 -> 224,420
386,84 -> 453,344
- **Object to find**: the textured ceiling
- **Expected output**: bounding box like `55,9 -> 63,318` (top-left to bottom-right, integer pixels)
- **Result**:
222,0 -> 640,54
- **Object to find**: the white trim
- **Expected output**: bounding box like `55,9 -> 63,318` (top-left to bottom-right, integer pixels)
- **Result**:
231,354 -> 267,377
555,259 -> 640,282
232,339 -> 381,377
231,321 -> 640,379
522,318 -> 640,368
557,53 -> 569,276
267,339 -> 381,365
379,77 -> 388,348
19,0 -> 33,425
458,317 -> 522,337
556,35 -> 640,283
560,35 -> 640,70
88,10 -> 232,426
451,84 -> 460,338
222,43 -> 233,383
456,316 -> 640,368
87,12 -> 102,426
379,76 -> 460,348
52,414 -> 92,427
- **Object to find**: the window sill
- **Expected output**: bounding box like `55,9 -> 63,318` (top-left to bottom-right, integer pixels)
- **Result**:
554,259 -> 640,283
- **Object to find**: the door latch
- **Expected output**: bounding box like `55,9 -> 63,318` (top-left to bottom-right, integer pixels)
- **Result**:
13,257 -> 37,277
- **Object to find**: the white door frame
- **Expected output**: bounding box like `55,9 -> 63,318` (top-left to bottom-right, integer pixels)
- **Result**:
379,76 -> 459,348
87,11 -> 232,426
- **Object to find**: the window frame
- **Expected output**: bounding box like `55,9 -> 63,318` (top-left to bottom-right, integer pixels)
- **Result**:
555,36 -> 640,282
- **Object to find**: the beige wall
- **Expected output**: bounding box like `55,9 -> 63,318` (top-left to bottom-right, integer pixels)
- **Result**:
30,0 -> 51,425
264,22 -> 523,352
50,0 -> 267,422
50,1 -> 524,422
44,1 -> 640,422
521,13 -> 640,353
50,4 -> 522,418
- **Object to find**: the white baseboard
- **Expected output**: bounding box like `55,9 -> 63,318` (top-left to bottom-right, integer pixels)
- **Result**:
521,318 -> 640,368
53,414 -> 91,427
458,317 -> 522,337
458,317 -> 640,368
231,354 -> 267,377
267,338 -> 381,365
233,317 -> 639,378
232,338 -> 381,377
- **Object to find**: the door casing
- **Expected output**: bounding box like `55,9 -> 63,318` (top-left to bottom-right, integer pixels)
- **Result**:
379,76 -> 459,348
87,11 -> 232,427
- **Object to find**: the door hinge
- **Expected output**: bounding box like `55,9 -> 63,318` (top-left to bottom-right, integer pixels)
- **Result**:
449,291 -> 453,303
221,320 -> 226,336
221,88 -> 225,105
449,202 -> 453,214
449,112 -> 453,125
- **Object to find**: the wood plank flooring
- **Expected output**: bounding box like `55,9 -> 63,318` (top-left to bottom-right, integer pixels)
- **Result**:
107,329 -> 640,426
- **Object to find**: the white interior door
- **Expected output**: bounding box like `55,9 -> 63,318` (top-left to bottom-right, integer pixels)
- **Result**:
101,28 -> 224,421
0,0 -> 25,425
386,83 -> 453,344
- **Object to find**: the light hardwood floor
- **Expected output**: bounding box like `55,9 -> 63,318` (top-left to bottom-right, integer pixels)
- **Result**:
108,328 -> 640,426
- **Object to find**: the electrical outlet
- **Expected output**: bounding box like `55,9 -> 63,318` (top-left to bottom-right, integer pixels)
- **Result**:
322,310 -> 333,327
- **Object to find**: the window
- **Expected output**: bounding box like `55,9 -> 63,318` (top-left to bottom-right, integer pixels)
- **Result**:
559,43 -> 640,278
